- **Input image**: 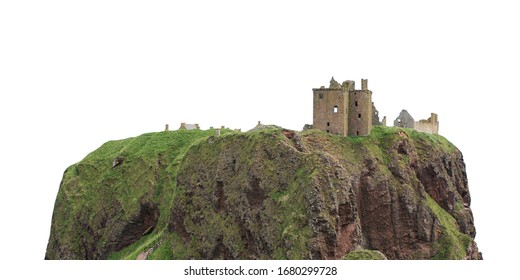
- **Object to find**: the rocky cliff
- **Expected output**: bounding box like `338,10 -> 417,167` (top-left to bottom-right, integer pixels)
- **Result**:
45,126 -> 481,260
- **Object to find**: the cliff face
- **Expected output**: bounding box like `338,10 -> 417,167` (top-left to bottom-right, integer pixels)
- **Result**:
45,127 -> 481,260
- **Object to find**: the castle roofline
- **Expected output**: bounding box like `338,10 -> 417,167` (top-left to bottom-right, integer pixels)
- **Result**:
312,88 -> 345,91
312,88 -> 371,92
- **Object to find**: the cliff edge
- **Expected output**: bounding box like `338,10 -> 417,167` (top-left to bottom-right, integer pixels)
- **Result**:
45,126 -> 481,260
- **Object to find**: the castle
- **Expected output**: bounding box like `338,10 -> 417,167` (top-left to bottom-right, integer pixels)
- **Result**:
312,77 -> 438,136
167,77 -> 439,136
394,110 -> 439,134
312,77 -> 382,136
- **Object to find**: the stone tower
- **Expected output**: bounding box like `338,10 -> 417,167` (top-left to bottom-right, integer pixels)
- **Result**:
312,77 -> 349,135
313,77 -> 373,136
347,79 -> 373,136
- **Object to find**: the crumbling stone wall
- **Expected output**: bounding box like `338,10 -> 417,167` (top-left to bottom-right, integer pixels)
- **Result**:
372,102 -> 381,126
179,123 -> 200,130
415,113 -> 439,134
393,110 -> 439,134
394,110 -> 415,129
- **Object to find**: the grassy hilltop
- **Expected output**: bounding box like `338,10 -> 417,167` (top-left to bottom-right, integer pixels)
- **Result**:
46,126 -> 480,260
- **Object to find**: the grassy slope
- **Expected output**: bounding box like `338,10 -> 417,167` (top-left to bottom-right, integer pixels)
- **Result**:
173,128 -> 314,260
343,250 -> 387,260
51,128 -> 236,259
105,129 -> 239,259
51,126 -> 471,259
425,194 -> 472,259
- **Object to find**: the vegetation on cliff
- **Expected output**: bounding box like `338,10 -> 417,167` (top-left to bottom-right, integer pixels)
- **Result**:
343,249 -> 387,260
45,126 -> 481,260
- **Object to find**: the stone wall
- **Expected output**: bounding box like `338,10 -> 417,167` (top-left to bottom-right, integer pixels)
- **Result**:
394,110 -> 415,129
415,113 -> 439,134
312,88 -> 348,135
348,90 -> 372,136
372,102 -> 381,126
312,78 -> 373,136
180,123 -> 200,130
312,78 -> 438,137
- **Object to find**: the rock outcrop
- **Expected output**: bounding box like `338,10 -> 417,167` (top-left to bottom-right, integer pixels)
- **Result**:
45,127 -> 481,260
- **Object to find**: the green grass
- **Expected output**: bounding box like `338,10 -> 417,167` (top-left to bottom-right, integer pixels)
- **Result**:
108,231 -> 163,260
343,250 -> 386,260
49,125 -> 470,260
273,167 -> 313,259
424,194 -> 472,259
409,129 -> 456,154
51,128 -> 238,259
168,128 -> 314,260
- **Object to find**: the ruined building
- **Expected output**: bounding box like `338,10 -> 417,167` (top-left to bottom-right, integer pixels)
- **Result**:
179,123 -> 200,130
394,110 -> 439,134
415,113 -> 439,134
313,77 -> 382,136
312,77 -> 439,136
394,110 -> 415,129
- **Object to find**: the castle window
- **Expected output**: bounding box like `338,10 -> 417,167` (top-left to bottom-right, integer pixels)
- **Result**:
358,113 -> 361,119
326,130 -> 329,133
355,101 -> 358,107
319,93 -> 324,99
356,131 -> 359,135
327,122 -> 330,126
333,106 -> 338,113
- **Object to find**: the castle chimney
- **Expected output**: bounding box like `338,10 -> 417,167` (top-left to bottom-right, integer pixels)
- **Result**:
342,80 -> 355,91
431,113 -> 438,123
361,79 -> 368,90
165,124 -> 169,131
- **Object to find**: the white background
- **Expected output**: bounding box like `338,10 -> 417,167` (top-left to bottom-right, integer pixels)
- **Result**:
1,1 -> 518,279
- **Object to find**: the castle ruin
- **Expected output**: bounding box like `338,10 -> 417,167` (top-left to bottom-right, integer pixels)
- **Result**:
169,78 -> 439,137
394,110 -> 415,129
394,110 -> 439,134
179,123 -> 200,130
313,77 -> 439,136
312,77 -> 381,136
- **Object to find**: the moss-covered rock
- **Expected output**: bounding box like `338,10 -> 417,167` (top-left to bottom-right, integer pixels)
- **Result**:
45,126 -> 481,260
343,250 -> 387,260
